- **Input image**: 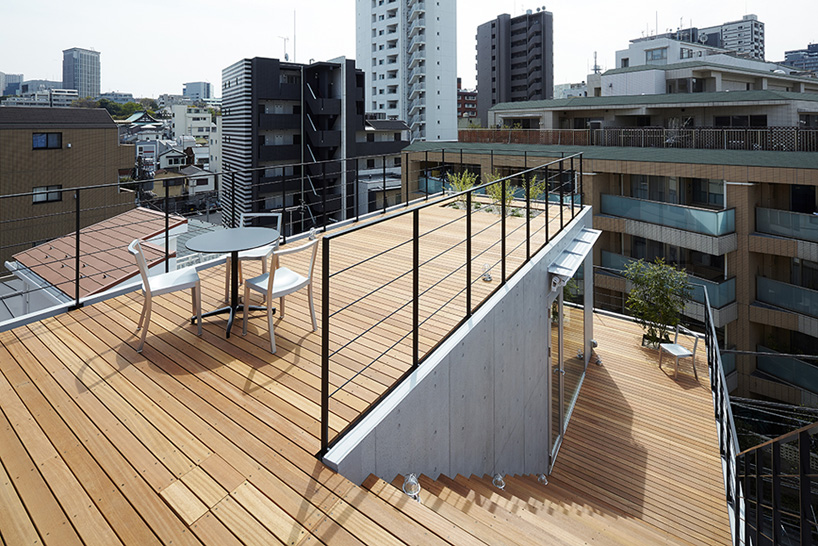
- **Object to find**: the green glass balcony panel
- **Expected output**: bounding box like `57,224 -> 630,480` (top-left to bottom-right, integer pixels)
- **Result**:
757,345 -> 818,395
756,207 -> 818,244
720,352 -> 736,376
756,276 -> 818,319
600,251 -> 735,308
601,194 -> 735,236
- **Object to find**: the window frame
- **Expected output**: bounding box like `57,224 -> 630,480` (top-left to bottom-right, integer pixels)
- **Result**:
32,132 -> 63,150
32,184 -> 63,204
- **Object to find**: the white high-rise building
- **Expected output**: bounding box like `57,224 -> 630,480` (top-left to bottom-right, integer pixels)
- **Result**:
356,0 -> 457,142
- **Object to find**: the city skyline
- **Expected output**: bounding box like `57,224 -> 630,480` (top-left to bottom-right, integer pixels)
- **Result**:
2,0 -> 816,99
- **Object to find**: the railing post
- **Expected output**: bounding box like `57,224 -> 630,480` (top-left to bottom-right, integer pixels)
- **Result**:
73,189 -> 82,309
755,449 -> 762,544
322,161 -> 328,232
355,158 -> 361,221
424,150 -> 429,200
501,179 -> 506,284
490,149 -> 494,173
320,237 -> 330,455
466,191 -> 472,316
559,160 -> 565,229
441,149 -> 445,197
772,441 -> 781,544
570,156 -> 575,219
799,429 -> 812,545
525,173 -> 531,261
165,188 -> 170,273
579,154 -> 584,207
734,455 -> 742,545
545,167 -> 549,244
412,208 -> 419,368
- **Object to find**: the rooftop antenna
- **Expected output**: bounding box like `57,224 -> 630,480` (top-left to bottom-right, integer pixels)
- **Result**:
279,36 -> 290,61
593,51 -> 601,74
293,11 -> 297,63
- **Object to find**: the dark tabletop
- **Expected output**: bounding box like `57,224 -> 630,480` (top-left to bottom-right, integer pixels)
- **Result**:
185,227 -> 280,254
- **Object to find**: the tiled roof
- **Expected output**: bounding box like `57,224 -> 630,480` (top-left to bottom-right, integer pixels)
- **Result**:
10,207 -> 186,299
0,107 -> 116,128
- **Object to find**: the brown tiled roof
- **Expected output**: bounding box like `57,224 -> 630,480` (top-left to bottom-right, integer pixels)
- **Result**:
11,207 -> 186,299
0,107 -> 115,129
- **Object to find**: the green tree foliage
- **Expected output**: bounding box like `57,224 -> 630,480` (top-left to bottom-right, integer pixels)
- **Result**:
71,97 -> 100,109
484,171 -> 516,211
623,258 -> 692,343
446,170 -> 477,202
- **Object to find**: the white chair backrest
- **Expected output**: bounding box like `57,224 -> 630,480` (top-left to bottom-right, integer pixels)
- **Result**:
266,238 -> 320,294
673,323 -> 700,355
127,240 -> 152,297
239,212 -> 283,232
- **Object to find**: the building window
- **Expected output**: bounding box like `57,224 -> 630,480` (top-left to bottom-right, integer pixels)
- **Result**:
366,159 -> 376,169
645,48 -> 667,63
32,185 -> 62,203
32,132 -> 62,150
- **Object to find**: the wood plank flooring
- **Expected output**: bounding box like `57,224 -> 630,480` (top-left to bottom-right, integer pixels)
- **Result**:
0,202 -> 730,545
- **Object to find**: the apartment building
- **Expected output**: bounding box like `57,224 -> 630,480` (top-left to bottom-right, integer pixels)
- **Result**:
62,47 -> 101,99
171,105 -> 213,140
630,14 -> 765,61
782,43 -> 818,74
0,107 -> 134,269
476,10 -> 554,127
1,88 -> 78,108
183,81 -> 213,102
456,77 -> 477,125
0,72 -> 23,95
355,0 -> 457,142
221,56 -> 407,232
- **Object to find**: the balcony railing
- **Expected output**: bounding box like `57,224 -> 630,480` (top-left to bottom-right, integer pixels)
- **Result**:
600,250 -> 736,308
756,276 -> 818,319
318,153 -> 585,455
600,194 -> 735,236
703,290 -> 743,546
459,127 -> 818,153
757,207 -> 818,244
757,345 -> 818,395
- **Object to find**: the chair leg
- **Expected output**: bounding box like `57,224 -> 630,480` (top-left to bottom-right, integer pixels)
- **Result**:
674,356 -> 680,379
279,296 -> 285,318
658,349 -> 664,369
136,293 -> 147,331
193,285 -> 202,336
242,286 -> 250,336
308,284 -> 317,331
691,357 -> 698,381
267,303 -> 276,353
137,299 -> 151,353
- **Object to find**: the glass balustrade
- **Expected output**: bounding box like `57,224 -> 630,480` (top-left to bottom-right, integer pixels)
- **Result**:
757,345 -> 818,395
600,250 -> 736,308
756,207 -> 818,244
601,194 -> 735,236
756,276 -> 818,319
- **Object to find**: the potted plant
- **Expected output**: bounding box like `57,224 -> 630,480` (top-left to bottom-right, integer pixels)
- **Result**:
623,258 -> 691,348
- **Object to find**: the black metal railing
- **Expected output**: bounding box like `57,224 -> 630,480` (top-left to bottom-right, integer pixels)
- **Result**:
318,153 -> 584,455
0,151 -> 413,327
460,127 -> 818,153
704,289 -> 744,545
735,421 -> 818,545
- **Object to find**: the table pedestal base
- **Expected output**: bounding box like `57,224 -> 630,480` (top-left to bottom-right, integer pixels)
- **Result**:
193,305 -> 275,338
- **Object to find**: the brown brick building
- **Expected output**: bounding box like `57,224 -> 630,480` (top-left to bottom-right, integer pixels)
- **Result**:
0,108 -> 134,269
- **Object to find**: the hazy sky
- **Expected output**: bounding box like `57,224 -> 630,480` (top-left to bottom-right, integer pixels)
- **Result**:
2,0 -> 815,99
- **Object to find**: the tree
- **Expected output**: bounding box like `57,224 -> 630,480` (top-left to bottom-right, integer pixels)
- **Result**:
446,170 -> 477,203
484,171 -> 516,211
72,97 -> 100,109
623,258 -> 692,344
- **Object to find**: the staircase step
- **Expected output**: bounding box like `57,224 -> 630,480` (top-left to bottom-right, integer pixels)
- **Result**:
362,474 -> 488,545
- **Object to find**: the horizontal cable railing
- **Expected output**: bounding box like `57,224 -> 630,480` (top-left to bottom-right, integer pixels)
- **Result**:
459,127 -> 818,152
0,150 -> 413,328
319,153 -> 585,455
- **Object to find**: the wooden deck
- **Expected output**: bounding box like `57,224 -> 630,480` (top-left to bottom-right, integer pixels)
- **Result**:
0,203 -> 730,545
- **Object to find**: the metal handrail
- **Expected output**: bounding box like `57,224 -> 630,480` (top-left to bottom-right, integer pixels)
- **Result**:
319,153 -> 584,455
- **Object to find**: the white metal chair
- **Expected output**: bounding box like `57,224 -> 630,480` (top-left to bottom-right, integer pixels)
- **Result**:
242,237 -> 319,353
224,212 -> 283,301
128,240 -> 202,353
659,324 -> 699,380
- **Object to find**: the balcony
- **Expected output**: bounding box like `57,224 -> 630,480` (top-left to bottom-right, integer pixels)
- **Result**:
409,64 -> 425,84
600,194 -> 735,237
408,16 -> 425,36
756,207 -> 818,244
756,345 -> 818,395
258,113 -> 300,131
258,143 -> 300,162
408,33 -> 425,53
756,276 -> 818,320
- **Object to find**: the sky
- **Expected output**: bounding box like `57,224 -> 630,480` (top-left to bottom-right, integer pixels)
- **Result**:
1,0 -> 816,99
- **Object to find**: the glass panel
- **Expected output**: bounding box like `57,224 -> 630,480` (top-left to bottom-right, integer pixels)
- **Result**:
757,276 -> 818,319
757,207 -> 818,244
549,305 -> 561,462
756,346 -> 818,395
600,194 -> 735,236
779,511 -> 802,545
563,265 -> 585,425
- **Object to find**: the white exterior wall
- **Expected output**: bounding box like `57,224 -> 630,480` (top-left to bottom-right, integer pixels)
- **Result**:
603,70 -> 665,96
171,105 -> 212,139
356,0 -> 456,142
